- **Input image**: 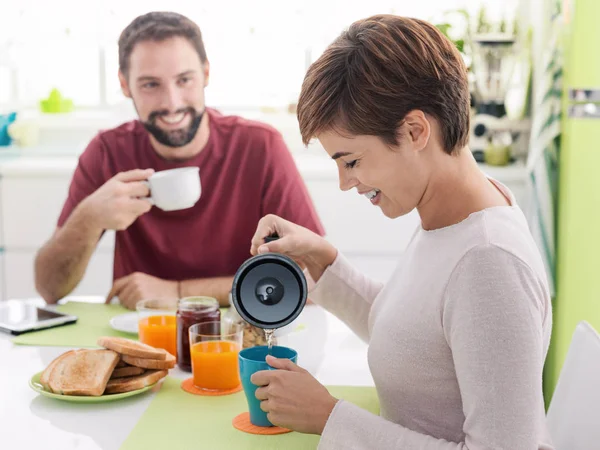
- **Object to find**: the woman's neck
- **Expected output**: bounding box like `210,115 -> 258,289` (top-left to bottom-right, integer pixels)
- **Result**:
417,148 -> 510,231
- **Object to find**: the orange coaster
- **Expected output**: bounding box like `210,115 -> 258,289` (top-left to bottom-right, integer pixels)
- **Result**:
181,378 -> 243,396
232,412 -> 292,435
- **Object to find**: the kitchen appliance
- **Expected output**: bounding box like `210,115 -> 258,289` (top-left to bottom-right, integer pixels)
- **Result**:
231,234 -> 307,330
470,33 -> 529,162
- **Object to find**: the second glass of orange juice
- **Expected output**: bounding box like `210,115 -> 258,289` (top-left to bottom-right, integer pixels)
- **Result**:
136,298 -> 178,357
189,321 -> 243,391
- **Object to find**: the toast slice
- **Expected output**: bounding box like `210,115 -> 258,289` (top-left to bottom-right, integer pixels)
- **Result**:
110,366 -> 145,379
104,369 -> 167,394
40,350 -> 78,391
97,336 -> 167,360
121,350 -> 176,370
48,349 -> 120,396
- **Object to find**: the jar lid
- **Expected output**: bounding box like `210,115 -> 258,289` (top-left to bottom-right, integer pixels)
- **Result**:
231,252 -> 307,330
178,296 -> 219,312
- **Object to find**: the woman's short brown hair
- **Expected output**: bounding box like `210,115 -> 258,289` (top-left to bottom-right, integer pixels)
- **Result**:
297,15 -> 470,154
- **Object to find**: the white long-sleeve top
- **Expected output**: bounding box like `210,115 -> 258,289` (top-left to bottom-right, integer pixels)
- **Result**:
312,181 -> 554,450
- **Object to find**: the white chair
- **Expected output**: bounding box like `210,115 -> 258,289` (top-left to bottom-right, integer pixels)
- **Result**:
546,321 -> 600,449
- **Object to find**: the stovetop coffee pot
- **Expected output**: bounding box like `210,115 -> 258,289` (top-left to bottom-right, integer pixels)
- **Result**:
231,234 -> 307,330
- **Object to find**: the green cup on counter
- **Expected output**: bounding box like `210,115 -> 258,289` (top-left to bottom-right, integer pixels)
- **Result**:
484,142 -> 511,166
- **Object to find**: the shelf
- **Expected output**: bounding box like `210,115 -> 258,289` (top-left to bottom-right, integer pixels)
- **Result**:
478,160 -> 528,183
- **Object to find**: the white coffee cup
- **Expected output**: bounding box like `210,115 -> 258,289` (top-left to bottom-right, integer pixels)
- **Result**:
145,167 -> 201,211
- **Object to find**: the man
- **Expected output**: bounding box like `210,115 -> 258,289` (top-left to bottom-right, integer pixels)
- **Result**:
34,11 -> 324,309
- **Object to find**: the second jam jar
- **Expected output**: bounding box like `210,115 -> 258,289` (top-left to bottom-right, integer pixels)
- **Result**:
176,296 -> 221,371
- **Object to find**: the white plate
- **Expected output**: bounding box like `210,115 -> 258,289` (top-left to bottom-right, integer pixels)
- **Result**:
109,312 -> 138,334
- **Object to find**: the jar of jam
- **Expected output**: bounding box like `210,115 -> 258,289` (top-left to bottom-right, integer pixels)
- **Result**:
176,296 -> 220,371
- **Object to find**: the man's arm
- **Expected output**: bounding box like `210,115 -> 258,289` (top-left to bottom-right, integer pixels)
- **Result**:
180,276 -> 234,307
36,169 -> 153,304
35,206 -> 103,304
105,272 -> 234,309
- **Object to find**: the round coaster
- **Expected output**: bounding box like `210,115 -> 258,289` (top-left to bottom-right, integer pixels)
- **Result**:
232,412 -> 292,435
181,378 -> 243,396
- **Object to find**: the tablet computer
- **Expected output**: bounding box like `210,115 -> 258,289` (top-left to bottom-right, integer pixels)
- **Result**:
0,301 -> 77,335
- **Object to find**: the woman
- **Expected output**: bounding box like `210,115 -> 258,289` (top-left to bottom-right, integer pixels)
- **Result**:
249,15 -> 554,450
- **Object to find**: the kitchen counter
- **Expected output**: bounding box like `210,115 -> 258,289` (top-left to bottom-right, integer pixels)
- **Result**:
0,108 -> 530,180
0,146 -> 528,182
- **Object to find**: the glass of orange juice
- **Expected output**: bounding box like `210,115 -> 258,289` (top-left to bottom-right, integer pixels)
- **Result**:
136,299 -> 178,357
189,321 -> 243,391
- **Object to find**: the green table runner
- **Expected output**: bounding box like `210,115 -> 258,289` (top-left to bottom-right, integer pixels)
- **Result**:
121,377 -> 379,450
11,302 -> 133,347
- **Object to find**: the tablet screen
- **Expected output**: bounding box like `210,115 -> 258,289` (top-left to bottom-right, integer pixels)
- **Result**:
0,302 -> 76,334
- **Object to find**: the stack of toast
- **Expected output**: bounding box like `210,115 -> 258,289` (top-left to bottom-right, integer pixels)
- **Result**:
40,337 -> 174,396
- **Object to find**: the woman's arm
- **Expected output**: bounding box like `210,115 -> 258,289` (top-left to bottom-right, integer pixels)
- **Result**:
310,253 -> 384,343
318,245 -> 553,449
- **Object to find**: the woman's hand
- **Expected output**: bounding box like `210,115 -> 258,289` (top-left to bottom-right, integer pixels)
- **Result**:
252,355 -> 338,434
250,214 -> 337,282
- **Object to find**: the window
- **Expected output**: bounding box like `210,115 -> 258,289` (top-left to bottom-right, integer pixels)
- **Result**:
0,0 -> 521,110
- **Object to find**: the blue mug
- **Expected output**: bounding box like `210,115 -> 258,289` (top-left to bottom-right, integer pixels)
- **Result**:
239,345 -> 298,427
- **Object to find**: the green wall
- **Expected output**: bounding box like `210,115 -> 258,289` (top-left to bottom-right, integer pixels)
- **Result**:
545,0 -> 600,404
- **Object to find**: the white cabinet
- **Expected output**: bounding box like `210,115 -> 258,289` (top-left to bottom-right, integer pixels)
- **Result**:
2,174 -> 71,249
0,158 -> 115,300
305,180 -> 419,255
0,172 -> 114,251
303,178 -> 418,283
294,154 -> 420,283
4,248 -> 113,300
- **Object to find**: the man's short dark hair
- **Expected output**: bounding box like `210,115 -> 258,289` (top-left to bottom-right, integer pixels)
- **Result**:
119,11 -> 207,76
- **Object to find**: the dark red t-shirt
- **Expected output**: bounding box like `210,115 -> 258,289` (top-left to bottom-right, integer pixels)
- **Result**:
58,108 -> 325,281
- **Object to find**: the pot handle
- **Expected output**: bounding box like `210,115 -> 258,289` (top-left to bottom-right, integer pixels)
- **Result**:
263,233 -> 280,243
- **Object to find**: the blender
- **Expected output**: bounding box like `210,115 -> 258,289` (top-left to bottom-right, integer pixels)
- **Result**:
469,33 -> 519,163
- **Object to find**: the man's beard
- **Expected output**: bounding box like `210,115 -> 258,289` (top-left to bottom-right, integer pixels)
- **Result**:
142,107 -> 204,148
